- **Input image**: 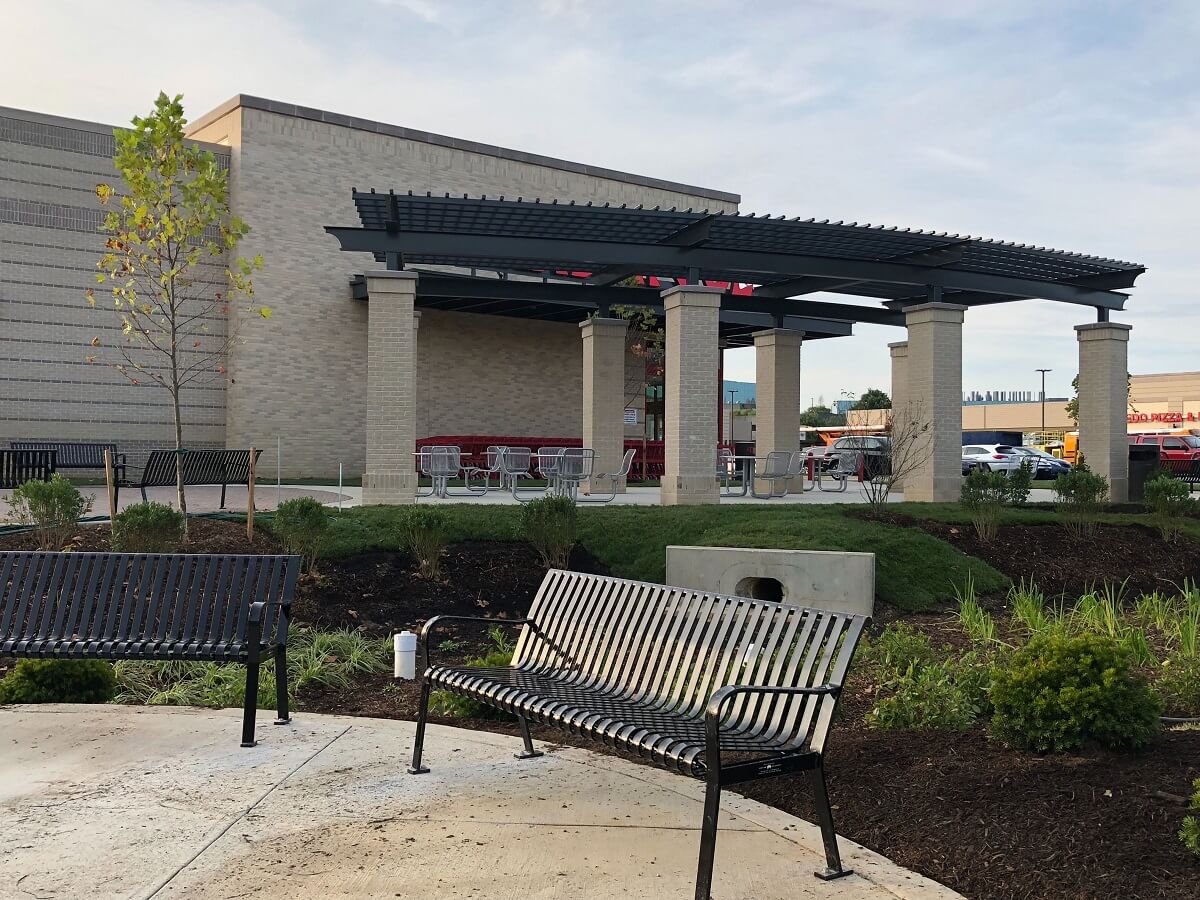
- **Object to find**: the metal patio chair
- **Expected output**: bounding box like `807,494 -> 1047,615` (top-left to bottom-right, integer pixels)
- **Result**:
717,447 -> 744,496
503,447 -> 541,500
418,445 -> 483,498
750,450 -> 792,499
816,449 -> 853,493
579,448 -> 637,504
788,449 -> 816,493
555,447 -> 595,501
536,447 -> 568,495
464,445 -> 506,492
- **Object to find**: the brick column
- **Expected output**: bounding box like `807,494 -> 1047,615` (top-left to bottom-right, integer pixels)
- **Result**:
362,270 -> 419,505
581,317 -> 629,493
904,303 -> 966,502
888,340 -> 909,491
754,328 -> 803,492
1076,322 -> 1131,503
661,285 -> 721,505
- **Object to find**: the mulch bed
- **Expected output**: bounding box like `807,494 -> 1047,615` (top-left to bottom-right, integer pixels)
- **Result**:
864,511 -> 1200,599
0,517 -> 282,555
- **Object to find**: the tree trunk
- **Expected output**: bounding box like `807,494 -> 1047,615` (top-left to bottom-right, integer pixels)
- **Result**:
172,384 -> 188,539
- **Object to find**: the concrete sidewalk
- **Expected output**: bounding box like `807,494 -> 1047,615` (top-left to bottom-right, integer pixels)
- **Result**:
0,705 -> 959,900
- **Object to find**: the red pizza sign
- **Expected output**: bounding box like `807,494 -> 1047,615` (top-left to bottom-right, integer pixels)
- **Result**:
1128,412 -> 1199,424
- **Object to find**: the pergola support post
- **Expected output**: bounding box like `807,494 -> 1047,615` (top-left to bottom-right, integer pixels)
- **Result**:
888,340 -> 909,491
581,317 -> 629,494
903,303 -> 965,502
753,328 -> 803,492
1075,322 -> 1131,503
362,270 -> 420,505
661,285 -> 721,506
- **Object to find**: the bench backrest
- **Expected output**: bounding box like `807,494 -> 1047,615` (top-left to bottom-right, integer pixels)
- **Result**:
139,449 -> 262,488
0,449 -> 56,488
0,552 -> 299,656
513,570 -> 868,755
10,442 -> 116,469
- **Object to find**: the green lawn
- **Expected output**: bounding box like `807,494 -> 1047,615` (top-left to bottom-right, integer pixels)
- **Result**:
316,504 -> 1008,612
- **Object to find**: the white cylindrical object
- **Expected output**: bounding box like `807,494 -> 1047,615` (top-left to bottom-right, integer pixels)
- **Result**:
394,630 -> 417,680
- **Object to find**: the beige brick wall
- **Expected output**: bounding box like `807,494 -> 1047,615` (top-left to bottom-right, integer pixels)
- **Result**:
1,108 -> 229,466
580,317 -> 628,491
186,100 -> 736,477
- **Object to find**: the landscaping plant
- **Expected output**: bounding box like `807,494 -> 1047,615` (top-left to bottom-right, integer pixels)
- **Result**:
860,622 -> 940,677
1052,455 -> 1108,538
271,496 -> 330,573
956,575 -> 999,646
5,474 -> 92,550
394,507 -> 449,580
1180,778 -> 1200,858
520,494 -> 577,568
1156,654 -> 1200,718
959,467 -> 1008,542
1005,459 -> 1034,506
990,633 -> 1160,752
110,501 -> 184,553
867,661 -> 982,730
430,627 -> 516,719
1144,471 -> 1195,543
0,659 -> 117,704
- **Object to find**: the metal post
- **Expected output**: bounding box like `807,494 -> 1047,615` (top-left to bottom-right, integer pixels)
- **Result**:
246,446 -> 256,541
276,436 -> 281,509
338,461 -> 344,510
103,449 -> 117,523
726,389 -> 737,445
1036,368 -> 1052,436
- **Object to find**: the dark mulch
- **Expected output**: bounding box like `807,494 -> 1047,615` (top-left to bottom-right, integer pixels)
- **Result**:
869,512 -> 1200,599
0,517 -> 281,554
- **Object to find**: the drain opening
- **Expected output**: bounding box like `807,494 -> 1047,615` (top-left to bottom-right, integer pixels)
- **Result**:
734,576 -> 785,603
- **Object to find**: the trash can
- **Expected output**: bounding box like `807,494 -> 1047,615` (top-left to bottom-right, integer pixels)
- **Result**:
1128,443 -> 1161,502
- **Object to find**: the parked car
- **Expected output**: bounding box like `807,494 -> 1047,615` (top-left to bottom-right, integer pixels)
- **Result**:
1006,446 -> 1072,480
822,435 -> 890,476
1130,432 -> 1200,462
961,444 -> 1023,473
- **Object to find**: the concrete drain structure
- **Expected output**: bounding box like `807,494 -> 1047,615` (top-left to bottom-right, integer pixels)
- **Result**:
666,547 -> 874,617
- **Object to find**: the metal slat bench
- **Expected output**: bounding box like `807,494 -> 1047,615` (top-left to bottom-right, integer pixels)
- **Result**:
116,448 -> 261,507
408,570 -> 869,899
10,441 -> 125,481
0,449 -> 56,489
0,551 -> 299,747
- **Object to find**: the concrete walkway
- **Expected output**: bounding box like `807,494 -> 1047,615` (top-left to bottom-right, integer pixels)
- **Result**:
0,705 -> 959,900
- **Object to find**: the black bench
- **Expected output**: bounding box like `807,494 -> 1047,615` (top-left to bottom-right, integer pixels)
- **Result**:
0,551 -> 299,747
0,449 -> 56,489
1163,458 -> 1200,489
10,441 -> 126,481
409,570 -> 869,899
116,448 -> 262,508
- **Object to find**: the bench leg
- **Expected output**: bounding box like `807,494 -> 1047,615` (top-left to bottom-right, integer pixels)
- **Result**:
407,681 -> 431,774
810,759 -> 852,880
140,485 -> 147,504
694,773 -> 722,900
273,644 -> 290,725
514,715 -> 543,760
241,641 -> 262,748
220,481 -> 227,509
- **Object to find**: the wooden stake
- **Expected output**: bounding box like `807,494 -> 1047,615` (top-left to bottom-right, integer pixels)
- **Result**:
103,448 -> 117,524
247,447 -> 256,543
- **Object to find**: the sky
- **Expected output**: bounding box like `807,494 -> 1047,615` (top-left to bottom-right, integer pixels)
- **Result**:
4,0 -> 1197,405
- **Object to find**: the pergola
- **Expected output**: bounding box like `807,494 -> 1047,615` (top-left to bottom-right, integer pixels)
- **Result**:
327,191 -> 1145,504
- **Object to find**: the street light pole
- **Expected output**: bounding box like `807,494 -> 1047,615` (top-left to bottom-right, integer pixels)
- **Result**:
726,389 -> 737,445
1036,368 -> 1052,435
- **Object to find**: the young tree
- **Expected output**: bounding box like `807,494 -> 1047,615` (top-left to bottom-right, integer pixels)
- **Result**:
858,399 -> 931,512
88,93 -> 267,532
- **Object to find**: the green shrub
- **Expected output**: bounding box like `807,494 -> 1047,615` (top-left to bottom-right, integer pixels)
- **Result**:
1156,654 -> 1200,718
959,467 -> 1008,541
113,628 -> 387,709
867,661 -> 981,730
990,633 -> 1160,752
5,474 -> 91,550
1005,460 -> 1034,506
271,497 -> 330,573
394,507 -> 449,579
111,501 -> 183,553
430,627 -> 515,719
0,659 -> 117,704
520,495 -> 577,568
860,622 -> 939,676
1181,778 -> 1200,857
1144,472 -> 1195,543
1053,457 -> 1108,539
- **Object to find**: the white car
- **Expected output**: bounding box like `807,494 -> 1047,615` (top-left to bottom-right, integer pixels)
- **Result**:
961,444 -> 1024,473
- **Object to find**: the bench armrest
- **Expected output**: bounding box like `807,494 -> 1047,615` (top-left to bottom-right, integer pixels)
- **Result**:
417,615 -> 534,671
704,683 -> 840,758
274,600 -> 291,648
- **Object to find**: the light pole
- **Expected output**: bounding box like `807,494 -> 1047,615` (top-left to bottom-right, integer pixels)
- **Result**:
1036,368 -> 1052,435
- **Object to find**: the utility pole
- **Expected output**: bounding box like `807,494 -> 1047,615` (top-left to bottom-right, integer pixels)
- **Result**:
727,389 -> 737,444
1036,368 -> 1052,435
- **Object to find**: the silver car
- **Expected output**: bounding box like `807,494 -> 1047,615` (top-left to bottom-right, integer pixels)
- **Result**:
961,444 -> 1023,473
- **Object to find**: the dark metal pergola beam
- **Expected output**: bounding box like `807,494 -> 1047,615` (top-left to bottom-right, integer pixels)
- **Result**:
325,226 -> 1132,310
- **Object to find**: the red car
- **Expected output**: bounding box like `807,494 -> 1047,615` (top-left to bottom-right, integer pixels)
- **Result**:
1129,432 -> 1200,461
